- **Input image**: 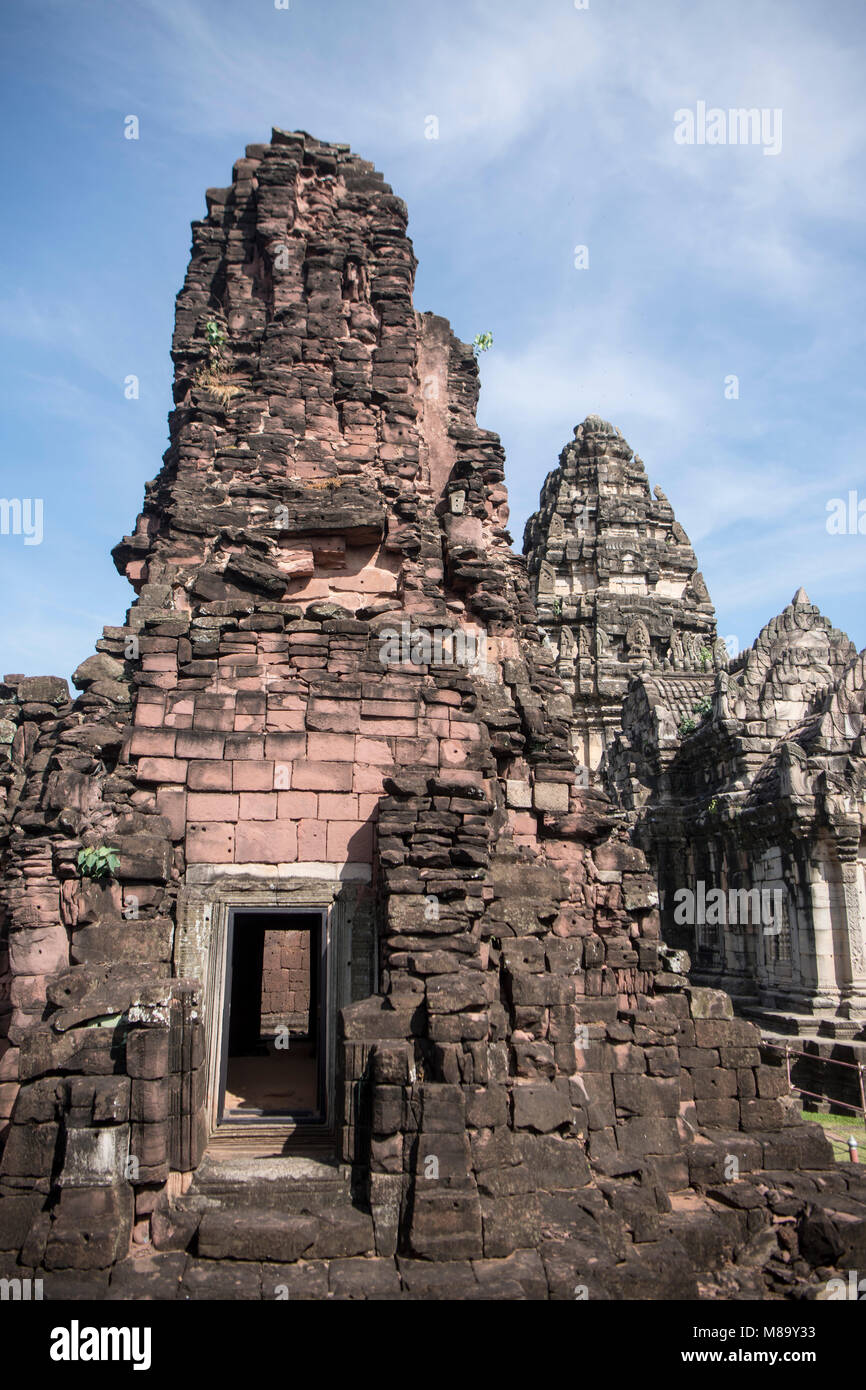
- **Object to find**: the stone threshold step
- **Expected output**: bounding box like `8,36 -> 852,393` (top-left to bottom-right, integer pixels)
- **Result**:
177,1153 -> 363,1216
194,1203 -> 376,1263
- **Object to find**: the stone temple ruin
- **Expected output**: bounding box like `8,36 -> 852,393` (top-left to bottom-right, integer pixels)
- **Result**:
524,422 -> 866,1044
1,130 -> 866,1301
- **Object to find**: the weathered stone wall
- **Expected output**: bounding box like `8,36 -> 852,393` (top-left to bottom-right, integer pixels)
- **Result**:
1,132 -> 865,1300
261,927 -> 310,1032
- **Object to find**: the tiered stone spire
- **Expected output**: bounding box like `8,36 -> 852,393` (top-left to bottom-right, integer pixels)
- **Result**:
732,588 -> 855,731
523,415 -> 718,772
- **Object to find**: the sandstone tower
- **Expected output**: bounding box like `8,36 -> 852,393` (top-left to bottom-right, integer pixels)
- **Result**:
523,416 -> 718,777
1,132 -> 864,1300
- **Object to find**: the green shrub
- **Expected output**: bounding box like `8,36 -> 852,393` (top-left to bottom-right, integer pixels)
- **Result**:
77,846 -> 120,881
204,319 -> 225,350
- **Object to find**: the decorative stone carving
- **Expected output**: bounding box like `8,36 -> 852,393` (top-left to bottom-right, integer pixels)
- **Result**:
625,619 -> 651,659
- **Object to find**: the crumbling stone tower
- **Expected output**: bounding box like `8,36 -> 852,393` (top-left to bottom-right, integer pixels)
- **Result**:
1,132 -> 865,1300
523,417 -> 718,776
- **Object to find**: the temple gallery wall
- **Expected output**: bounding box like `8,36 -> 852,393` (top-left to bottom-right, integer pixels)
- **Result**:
1,130 -> 865,1302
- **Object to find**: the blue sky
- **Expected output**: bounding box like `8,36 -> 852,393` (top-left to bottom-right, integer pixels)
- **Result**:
1,0 -> 864,680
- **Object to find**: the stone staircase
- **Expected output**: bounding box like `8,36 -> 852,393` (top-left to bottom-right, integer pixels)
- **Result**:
742,1006 -> 866,1041
160,1153 -> 377,1264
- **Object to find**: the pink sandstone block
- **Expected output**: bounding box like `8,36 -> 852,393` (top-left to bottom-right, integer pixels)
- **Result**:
268,695 -> 307,711
130,729 -> 177,758
236,693 -> 267,716
136,757 -> 188,785
0,1047 -> 20,1081
306,707 -> 360,734
187,792 -> 240,822
10,975 -> 47,1008
318,793 -> 358,820
353,765 -> 386,794
188,761 -> 233,791
235,820 -> 297,864
307,731 -> 354,760
327,820 -> 373,863
508,812 -> 538,836
225,734 -> 264,759
168,698 -> 195,717
0,1083 -> 18,1122
291,761 -> 353,792
357,794 -> 381,821
187,823 -> 235,862
277,791 -> 318,819
266,708 -> 306,731
328,558 -> 394,590
234,712 -> 265,732
134,701 -> 165,728
194,707 -> 235,731
233,761 -> 276,791
447,721 -> 481,741
265,733 -> 306,761
361,699 -> 417,719
141,653 -> 177,672
440,739 -> 470,767
354,737 -> 393,765
420,715 -> 450,737
396,737 -> 438,766
137,671 -> 176,691
163,709 -> 192,729
239,793 -> 278,820
218,652 -> 259,667
156,787 -> 187,840
298,819 -> 327,859
9,925 -> 69,976
358,718 -> 416,737
176,730 -> 225,760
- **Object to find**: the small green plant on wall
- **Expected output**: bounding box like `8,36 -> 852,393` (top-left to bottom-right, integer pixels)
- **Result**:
204,319 -> 225,351
472,331 -> 493,357
679,716 -> 696,736
194,318 -> 238,407
77,846 -> 120,882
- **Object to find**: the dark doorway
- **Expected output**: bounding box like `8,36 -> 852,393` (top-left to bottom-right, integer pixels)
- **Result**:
219,910 -> 324,1123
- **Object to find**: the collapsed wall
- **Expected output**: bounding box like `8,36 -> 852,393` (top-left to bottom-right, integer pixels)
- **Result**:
1,131 -> 865,1300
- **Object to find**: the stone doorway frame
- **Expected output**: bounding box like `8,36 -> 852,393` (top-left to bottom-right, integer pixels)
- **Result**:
218,905 -> 327,1127
175,873 -> 354,1144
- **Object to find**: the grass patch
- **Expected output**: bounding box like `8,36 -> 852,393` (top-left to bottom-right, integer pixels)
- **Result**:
800,1107 -> 866,1162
